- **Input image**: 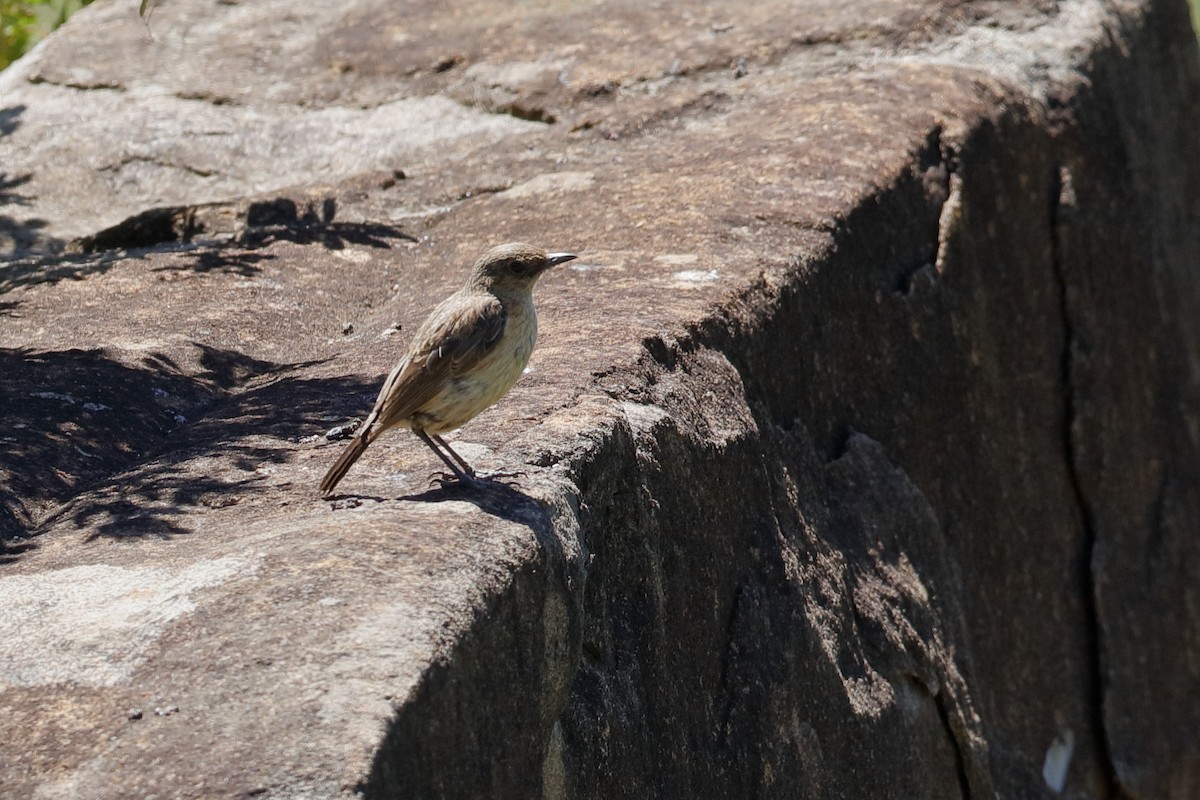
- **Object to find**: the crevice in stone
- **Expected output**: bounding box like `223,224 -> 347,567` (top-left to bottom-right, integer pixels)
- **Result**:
451,182 -> 512,202
714,580 -> 750,740
825,424 -> 858,464
931,681 -> 973,800
67,205 -> 207,253
892,124 -> 960,298
497,102 -> 557,124
1048,163 -> 1120,800
25,73 -> 124,92
874,123 -> 955,298
893,260 -> 937,296
98,153 -> 220,179
174,89 -> 242,106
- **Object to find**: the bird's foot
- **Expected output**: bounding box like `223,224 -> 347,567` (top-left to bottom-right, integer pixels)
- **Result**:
477,469 -> 525,488
428,471 -> 470,489
426,469 -> 524,490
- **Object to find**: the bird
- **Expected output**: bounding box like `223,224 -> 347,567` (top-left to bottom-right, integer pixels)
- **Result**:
319,242 -> 577,496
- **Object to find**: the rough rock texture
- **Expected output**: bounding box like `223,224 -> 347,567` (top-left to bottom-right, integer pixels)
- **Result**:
1,0 -> 1198,798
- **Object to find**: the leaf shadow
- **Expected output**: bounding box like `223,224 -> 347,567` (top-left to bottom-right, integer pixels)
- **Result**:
0,343 -> 372,560
0,345 -> 218,552
63,361 -> 368,544
0,105 -> 63,256
0,250 -> 122,296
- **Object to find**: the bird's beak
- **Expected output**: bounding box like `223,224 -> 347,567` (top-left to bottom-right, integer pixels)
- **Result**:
545,252 -> 578,268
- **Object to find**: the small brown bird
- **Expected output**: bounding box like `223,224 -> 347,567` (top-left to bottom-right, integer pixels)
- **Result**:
319,242 -> 576,496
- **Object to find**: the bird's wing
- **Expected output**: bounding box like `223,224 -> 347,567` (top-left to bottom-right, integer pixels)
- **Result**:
369,292 -> 507,432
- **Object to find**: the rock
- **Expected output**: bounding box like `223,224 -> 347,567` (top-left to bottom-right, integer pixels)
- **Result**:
1,0 -> 1198,798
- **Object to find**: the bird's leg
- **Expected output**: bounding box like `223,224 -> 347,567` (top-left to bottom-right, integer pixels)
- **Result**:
433,434 -> 526,486
418,431 -> 523,489
415,429 -> 480,487
430,434 -> 476,478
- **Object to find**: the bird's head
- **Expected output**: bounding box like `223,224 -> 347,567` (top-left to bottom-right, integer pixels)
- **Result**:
468,242 -> 577,293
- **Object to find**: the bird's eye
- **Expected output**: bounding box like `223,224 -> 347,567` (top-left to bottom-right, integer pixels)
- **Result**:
508,261 -> 529,274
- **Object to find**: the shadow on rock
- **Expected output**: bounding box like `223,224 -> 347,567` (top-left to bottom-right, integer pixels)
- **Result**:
147,218 -> 414,278
401,480 -> 545,526
160,248 -> 277,277
325,480 -> 551,534
0,250 -> 115,297
0,343 -> 372,557
0,346 -> 216,548
0,170 -> 32,206
0,105 -> 23,137
0,105 -> 63,256
66,193 -> 418,269
61,366 -> 372,544
398,479 -> 570,572
239,220 -> 417,252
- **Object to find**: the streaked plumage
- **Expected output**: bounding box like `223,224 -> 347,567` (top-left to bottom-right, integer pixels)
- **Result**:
319,242 -> 575,495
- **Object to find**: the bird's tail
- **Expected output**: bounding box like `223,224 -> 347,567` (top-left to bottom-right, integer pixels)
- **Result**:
320,434 -> 370,496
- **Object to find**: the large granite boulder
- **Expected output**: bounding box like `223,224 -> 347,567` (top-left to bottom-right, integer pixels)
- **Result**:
1,0 -> 1198,797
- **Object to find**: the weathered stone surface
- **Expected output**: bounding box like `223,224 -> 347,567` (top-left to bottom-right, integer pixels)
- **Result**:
1,0 -> 1198,798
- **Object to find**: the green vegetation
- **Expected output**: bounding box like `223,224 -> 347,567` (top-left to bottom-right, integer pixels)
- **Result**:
1,0 -> 92,70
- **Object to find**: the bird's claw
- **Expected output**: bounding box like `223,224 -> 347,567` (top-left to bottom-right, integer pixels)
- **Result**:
427,471 -> 465,489
478,469 -> 525,488
426,470 -> 524,490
